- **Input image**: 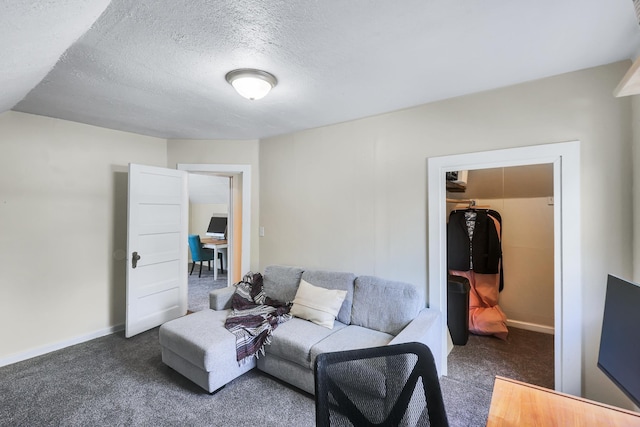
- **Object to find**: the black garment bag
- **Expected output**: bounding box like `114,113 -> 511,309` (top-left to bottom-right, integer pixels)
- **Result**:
447,208 -> 504,291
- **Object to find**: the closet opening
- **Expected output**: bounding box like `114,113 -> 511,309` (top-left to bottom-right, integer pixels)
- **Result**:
446,164 -> 555,390
427,141 -> 581,395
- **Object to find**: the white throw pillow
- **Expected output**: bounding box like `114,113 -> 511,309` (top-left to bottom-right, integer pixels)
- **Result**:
290,279 -> 348,329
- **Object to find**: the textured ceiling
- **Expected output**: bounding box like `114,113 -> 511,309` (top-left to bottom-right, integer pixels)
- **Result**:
0,0 -> 110,112
4,0 -> 640,140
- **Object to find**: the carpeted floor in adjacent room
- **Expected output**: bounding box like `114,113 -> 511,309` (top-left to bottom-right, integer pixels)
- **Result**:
187,262 -> 229,312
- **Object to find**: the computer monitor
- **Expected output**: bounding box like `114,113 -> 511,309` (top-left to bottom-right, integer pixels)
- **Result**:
597,274 -> 640,407
206,216 -> 227,239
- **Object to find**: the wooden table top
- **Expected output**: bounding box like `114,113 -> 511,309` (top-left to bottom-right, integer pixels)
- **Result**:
201,237 -> 227,245
487,376 -> 640,427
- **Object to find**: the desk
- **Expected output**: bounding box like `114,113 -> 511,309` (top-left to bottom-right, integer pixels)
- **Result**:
201,238 -> 228,281
487,376 -> 640,426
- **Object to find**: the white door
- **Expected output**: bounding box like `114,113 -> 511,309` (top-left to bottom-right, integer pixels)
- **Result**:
126,163 -> 188,338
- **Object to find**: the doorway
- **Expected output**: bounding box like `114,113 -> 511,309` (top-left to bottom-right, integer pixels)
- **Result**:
427,141 -> 581,395
185,173 -> 231,311
447,164 -> 555,333
178,163 -> 252,285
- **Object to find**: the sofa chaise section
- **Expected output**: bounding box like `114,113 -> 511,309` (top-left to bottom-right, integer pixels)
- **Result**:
158,309 -> 255,393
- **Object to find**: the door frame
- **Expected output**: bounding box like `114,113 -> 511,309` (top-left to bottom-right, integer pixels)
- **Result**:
427,141 -> 581,395
178,163 -> 251,284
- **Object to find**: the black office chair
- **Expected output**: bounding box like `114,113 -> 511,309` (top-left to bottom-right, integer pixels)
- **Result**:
314,342 -> 448,427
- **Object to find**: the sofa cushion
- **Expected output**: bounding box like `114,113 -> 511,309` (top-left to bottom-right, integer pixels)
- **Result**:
309,325 -> 394,369
158,309 -> 237,372
301,270 -> 355,325
263,265 -> 304,303
290,279 -> 348,329
351,276 -> 422,335
265,317 -> 346,368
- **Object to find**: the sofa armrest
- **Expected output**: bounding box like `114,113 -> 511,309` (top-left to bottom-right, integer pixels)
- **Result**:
209,286 -> 236,310
389,308 -> 443,374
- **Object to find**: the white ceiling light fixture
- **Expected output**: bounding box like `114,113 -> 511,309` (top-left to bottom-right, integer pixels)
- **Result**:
225,68 -> 277,100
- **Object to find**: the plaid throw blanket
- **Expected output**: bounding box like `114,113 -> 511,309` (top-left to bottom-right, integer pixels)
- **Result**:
224,272 -> 292,363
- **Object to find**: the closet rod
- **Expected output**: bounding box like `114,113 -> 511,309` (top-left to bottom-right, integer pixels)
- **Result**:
446,198 -> 476,205
446,198 -> 490,208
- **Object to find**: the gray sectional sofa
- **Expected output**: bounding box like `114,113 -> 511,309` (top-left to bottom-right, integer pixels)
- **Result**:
159,265 -> 442,394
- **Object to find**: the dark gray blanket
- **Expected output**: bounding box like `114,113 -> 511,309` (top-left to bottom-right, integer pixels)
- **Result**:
224,272 -> 292,363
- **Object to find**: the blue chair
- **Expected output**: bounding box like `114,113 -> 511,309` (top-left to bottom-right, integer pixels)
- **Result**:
188,235 -> 215,278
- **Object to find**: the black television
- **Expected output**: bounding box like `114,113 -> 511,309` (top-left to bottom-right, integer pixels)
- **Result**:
206,216 -> 227,239
597,274 -> 640,407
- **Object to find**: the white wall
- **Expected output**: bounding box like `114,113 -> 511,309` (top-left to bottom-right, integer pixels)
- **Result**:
189,203 -> 227,236
474,197 -> 555,330
259,61 -> 634,408
166,139 -> 260,272
0,111 -> 166,362
188,173 -> 229,205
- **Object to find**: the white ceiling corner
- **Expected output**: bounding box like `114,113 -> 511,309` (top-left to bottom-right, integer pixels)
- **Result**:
0,0 -> 111,112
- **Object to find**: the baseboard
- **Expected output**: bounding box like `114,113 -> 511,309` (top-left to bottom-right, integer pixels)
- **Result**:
507,319 -> 555,335
0,323 -> 124,368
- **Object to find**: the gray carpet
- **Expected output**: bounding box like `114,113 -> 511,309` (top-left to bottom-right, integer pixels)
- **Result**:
1,280 -> 553,427
441,328 -> 554,426
188,263 -> 229,312
0,328 -> 315,427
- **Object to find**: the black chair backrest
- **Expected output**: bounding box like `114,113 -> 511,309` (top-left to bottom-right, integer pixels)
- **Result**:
314,342 -> 448,427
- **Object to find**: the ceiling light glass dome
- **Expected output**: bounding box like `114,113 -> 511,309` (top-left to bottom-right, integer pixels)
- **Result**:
225,69 -> 277,100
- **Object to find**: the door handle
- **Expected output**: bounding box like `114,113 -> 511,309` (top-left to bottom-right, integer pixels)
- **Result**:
132,251 -> 141,268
